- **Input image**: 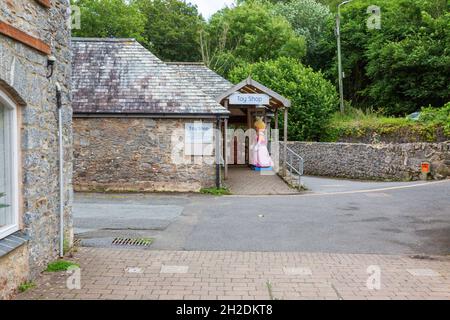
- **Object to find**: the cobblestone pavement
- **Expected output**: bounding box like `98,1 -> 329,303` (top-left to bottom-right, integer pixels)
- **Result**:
224,166 -> 299,195
17,248 -> 450,300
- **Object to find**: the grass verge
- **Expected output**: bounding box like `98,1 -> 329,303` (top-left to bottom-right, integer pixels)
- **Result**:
18,281 -> 36,293
46,260 -> 80,272
323,106 -> 448,143
200,187 -> 232,196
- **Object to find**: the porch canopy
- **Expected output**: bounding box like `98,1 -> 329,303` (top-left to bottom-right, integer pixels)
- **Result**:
216,77 -> 291,110
216,77 -> 291,177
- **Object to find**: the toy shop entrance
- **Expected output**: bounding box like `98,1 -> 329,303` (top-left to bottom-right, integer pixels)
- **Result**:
216,77 -> 291,179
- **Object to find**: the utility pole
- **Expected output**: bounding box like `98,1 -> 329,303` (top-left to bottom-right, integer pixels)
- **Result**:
336,0 -> 353,114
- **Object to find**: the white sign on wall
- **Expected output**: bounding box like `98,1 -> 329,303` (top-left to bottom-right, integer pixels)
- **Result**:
229,93 -> 270,106
185,122 -> 214,156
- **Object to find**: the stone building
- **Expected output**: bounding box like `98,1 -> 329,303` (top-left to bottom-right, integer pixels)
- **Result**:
72,38 -> 230,192
0,0 -> 72,299
72,38 -> 292,192
72,38 -> 292,191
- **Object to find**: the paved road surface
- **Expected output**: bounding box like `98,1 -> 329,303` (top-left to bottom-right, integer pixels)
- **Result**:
74,178 -> 450,255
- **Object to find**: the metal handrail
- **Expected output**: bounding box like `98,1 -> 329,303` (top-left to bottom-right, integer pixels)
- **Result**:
285,145 -> 304,188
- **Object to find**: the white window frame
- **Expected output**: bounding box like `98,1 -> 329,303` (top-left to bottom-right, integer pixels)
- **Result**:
0,90 -> 19,239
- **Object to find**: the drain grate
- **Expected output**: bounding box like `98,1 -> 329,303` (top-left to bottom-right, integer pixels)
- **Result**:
112,237 -> 153,247
410,255 -> 436,261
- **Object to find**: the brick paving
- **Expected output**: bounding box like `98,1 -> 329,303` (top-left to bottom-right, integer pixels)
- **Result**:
16,247 -> 450,300
224,166 -> 298,195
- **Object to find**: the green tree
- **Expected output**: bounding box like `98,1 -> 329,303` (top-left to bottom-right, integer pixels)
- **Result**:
230,57 -> 338,141
71,0 -> 147,43
364,1 -> 450,114
274,0 -> 334,69
133,0 -> 205,61
315,0 -> 450,115
316,0 -> 344,11
202,0 -> 306,77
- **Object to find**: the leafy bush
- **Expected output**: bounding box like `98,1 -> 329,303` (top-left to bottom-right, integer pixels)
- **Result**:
324,104 -> 449,142
419,102 -> 450,136
229,57 -> 338,141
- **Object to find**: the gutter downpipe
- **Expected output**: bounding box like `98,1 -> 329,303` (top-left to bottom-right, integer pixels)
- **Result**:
56,83 -> 64,258
215,116 -> 221,189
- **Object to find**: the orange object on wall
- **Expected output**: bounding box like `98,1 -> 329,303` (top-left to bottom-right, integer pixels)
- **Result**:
421,162 -> 431,174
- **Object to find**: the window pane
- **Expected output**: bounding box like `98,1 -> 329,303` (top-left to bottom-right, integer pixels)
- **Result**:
0,103 -> 12,229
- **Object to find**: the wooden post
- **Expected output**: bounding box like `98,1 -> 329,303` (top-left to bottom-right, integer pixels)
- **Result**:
224,100 -> 229,180
283,107 -> 288,176
247,108 -> 252,130
274,109 -> 279,130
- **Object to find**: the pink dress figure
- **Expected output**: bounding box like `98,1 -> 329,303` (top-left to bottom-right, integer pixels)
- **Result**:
252,118 -> 274,168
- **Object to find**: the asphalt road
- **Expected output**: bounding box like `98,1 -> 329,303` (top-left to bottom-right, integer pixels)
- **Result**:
74,178 -> 450,255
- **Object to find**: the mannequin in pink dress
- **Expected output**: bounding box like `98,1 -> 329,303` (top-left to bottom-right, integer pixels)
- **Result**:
251,117 -> 274,169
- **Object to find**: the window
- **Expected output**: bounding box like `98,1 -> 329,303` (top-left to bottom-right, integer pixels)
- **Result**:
0,90 -> 19,239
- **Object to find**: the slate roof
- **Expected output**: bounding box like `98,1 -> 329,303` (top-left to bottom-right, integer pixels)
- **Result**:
72,38 -> 229,115
167,62 -> 233,99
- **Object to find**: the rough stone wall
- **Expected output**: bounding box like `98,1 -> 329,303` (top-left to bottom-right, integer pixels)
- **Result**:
74,118 -> 216,192
0,0 -> 73,298
284,142 -> 450,181
0,245 -> 29,300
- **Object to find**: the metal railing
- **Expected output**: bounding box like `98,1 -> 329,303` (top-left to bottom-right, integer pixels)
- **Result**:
285,145 -> 304,188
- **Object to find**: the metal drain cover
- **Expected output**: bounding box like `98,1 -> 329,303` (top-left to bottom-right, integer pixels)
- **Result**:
112,237 -> 153,247
410,255 -> 436,261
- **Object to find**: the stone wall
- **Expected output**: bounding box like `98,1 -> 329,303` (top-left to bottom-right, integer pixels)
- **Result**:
0,0 -> 72,299
0,245 -> 29,300
284,142 -> 450,181
74,118 -> 217,192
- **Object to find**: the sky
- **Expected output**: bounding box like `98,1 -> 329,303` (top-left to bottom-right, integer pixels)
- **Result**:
189,0 -> 236,19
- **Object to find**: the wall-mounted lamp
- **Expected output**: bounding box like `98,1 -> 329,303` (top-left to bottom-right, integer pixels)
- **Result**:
46,55 -> 56,79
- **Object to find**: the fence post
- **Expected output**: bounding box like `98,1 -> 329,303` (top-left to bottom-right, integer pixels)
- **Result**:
298,158 -> 302,188
289,151 -> 293,175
